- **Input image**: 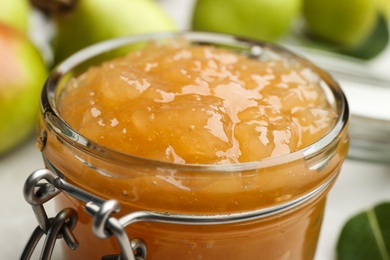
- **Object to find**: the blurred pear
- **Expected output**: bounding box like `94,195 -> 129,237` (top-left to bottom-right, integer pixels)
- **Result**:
37,0 -> 177,63
303,0 -> 377,47
0,0 -> 31,32
192,0 -> 302,42
0,23 -> 47,155
375,0 -> 390,21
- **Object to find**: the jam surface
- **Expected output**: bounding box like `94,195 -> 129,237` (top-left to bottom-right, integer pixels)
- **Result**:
59,40 -> 336,164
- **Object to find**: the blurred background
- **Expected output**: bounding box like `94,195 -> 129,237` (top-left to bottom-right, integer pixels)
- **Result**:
1,0 -> 389,259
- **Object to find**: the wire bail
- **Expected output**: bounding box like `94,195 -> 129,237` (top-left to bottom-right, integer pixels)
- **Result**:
21,169 -> 78,259
21,169 -> 147,260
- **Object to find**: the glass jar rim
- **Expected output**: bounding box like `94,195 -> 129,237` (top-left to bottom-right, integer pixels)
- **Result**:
40,31 -> 349,172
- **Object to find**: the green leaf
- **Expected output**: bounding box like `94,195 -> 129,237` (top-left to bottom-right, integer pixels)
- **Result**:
337,202 -> 390,260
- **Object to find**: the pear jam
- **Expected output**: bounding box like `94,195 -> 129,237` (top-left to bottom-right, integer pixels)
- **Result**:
60,41 -> 336,163
45,38 -> 348,260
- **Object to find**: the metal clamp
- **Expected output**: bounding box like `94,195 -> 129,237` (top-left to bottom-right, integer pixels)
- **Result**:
21,169 -> 146,260
85,201 -> 147,260
21,169 -> 78,260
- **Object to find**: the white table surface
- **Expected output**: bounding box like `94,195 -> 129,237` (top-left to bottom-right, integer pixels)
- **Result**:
1,1 -> 390,259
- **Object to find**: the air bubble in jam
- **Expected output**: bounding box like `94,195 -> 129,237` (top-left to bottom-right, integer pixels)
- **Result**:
59,40 -> 337,164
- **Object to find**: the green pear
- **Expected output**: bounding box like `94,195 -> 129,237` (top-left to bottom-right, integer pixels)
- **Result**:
50,0 -> 177,63
0,0 -> 31,32
191,0 -> 302,42
375,0 -> 390,21
0,23 -> 47,155
302,0 -> 377,47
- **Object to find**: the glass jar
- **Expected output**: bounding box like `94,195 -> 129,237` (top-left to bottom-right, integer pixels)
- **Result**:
36,32 -> 349,260
287,45 -> 390,163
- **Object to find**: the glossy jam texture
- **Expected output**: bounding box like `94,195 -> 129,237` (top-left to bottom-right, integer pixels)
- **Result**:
59,40 -> 336,164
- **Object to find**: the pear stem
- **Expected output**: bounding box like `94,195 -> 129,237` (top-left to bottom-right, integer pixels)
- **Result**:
29,0 -> 79,16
